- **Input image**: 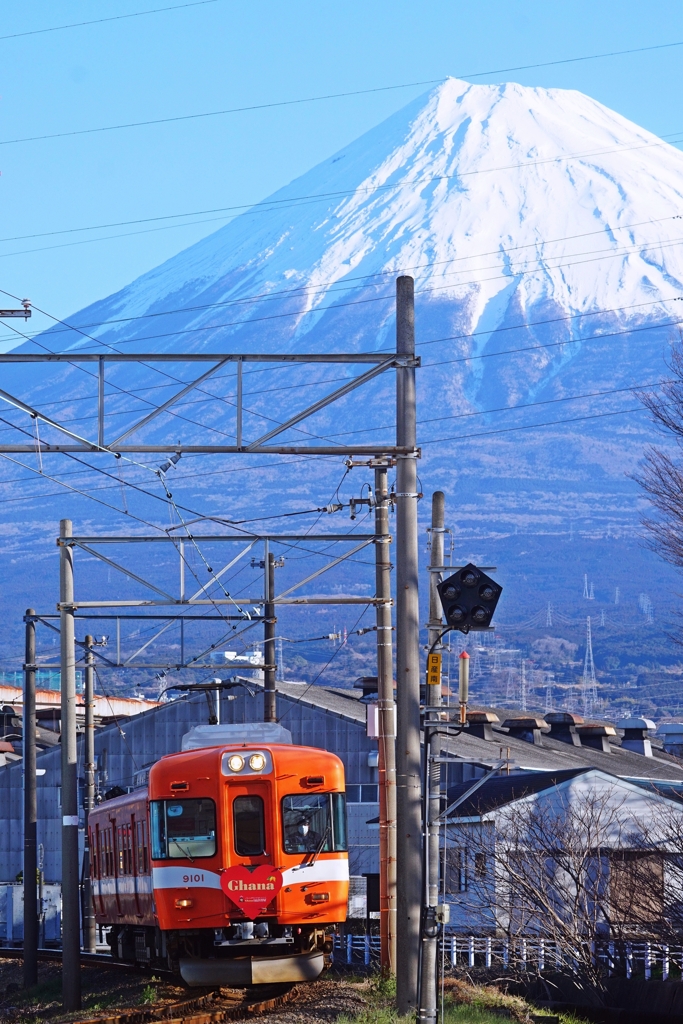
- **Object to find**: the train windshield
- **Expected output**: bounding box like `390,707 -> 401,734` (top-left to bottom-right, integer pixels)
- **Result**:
282,793 -> 347,854
150,798 -> 216,860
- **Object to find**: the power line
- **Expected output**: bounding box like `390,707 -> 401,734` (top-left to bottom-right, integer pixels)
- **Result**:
32,231 -> 681,351
3,39 -> 683,146
0,296 -> 332,448
420,403 -> 647,446
0,1 -> 223,42
277,604 -> 371,725
9,213 -> 677,342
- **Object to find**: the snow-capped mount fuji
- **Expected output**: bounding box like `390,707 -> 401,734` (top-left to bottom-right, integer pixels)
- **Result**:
4,77 -> 683,651
57,75 -> 683,358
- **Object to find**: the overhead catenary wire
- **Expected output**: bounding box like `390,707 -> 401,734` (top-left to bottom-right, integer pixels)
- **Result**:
3,39 -> 683,147
0,1 -> 223,43
0,294 -> 334,449
4,206 -> 681,347
276,603 -> 372,724
41,240 -> 683,351
0,166 -> 680,270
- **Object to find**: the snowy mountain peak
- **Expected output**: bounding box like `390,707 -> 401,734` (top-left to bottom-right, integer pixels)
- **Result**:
58,77 -> 683,360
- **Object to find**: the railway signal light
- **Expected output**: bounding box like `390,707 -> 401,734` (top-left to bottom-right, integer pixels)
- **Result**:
436,562 -> 502,633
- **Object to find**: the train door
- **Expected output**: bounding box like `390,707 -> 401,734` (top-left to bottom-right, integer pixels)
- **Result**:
135,816 -> 150,917
113,820 -> 123,916
131,814 -> 142,918
228,783 -> 272,865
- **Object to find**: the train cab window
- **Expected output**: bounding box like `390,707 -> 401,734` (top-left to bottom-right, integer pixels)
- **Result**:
150,798 -> 216,859
233,796 -> 265,856
282,793 -> 347,854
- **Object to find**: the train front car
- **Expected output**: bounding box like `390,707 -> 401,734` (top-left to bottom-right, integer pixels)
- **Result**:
149,737 -> 348,985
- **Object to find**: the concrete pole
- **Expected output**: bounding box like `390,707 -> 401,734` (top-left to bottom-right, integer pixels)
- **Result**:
60,519 -> 81,1011
395,275 -> 422,1015
420,492 -> 445,1022
82,636 -> 96,953
264,550 -> 277,723
23,609 -> 38,988
374,464 -> 397,976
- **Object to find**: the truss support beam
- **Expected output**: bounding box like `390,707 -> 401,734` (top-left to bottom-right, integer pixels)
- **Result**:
0,444 -> 418,455
245,359 -> 396,451
109,357 -> 230,446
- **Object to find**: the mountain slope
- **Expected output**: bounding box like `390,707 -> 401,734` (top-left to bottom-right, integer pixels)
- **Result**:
2,77 -> 683,660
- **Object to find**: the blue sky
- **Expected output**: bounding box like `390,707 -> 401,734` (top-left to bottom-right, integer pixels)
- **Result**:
1,0 -> 683,344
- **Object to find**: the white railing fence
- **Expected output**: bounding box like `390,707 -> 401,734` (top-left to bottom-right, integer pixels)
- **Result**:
333,934 -> 683,979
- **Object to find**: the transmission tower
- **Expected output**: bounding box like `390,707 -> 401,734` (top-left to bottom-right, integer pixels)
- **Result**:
276,636 -> 285,682
505,664 -> 515,704
583,574 -> 589,599
582,616 -> 598,717
544,672 -> 553,713
639,593 -> 654,624
520,659 -> 527,712
589,582 -> 594,600
614,587 -> 620,605
546,602 -> 553,627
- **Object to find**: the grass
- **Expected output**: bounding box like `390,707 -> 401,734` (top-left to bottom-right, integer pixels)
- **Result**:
337,975 -> 588,1024
141,983 -> 158,1004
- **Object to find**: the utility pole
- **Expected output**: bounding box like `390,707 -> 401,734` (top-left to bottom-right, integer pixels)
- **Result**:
60,519 -> 80,1011
264,549 -> 277,723
374,462 -> 397,975
420,491 -> 445,1022
395,275 -> 422,1016
82,636 -> 96,953
23,609 -> 38,988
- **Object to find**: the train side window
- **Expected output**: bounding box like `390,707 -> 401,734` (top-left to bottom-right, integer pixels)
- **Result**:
150,799 -> 216,859
331,792 -> 348,851
233,796 -> 265,856
117,826 -> 124,874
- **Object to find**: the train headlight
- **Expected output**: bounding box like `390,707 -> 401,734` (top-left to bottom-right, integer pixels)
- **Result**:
227,754 -> 245,772
249,753 -> 266,772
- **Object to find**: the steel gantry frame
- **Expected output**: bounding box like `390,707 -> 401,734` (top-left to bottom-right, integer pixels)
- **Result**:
20,278 -> 420,1009
27,529 -> 386,671
0,350 -> 418,456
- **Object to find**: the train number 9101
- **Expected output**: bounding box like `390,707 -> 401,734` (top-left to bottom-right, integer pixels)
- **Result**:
183,873 -> 205,884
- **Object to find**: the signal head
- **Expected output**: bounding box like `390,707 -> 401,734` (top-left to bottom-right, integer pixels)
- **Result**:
437,563 -> 502,633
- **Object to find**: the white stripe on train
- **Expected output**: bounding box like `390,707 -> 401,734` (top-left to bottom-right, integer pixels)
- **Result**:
151,860 -> 349,890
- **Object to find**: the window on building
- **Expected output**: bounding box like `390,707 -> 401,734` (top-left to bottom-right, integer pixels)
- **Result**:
233,795 -> 265,856
446,848 -> 468,893
150,798 -> 216,859
282,793 -> 347,854
345,784 -> 379,803
475,852 -> 487,878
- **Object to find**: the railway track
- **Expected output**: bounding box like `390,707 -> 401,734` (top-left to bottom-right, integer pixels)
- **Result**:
0,946 -> 176,981
0,948 -> 302,1024
77,982 -> 300,1024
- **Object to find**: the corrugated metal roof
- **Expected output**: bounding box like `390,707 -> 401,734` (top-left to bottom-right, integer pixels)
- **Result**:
445,768 -> 589,817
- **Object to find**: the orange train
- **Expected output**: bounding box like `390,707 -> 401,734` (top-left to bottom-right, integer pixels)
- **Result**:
88,725 -> 349,985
